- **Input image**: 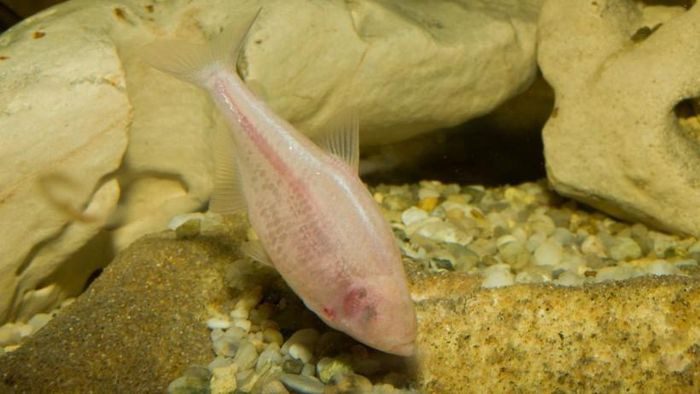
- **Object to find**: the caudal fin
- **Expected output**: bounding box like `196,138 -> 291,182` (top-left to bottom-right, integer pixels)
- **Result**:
139,8 -> 261,85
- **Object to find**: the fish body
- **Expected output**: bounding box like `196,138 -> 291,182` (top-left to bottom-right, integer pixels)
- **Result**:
142,11 -> 417,356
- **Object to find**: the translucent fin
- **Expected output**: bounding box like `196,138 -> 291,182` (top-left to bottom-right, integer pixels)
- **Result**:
209,128 -> 247,215
242,240 -> 273,266
314,109 -> 360,173
138,8 -> 262,85
246,79 -> 268,101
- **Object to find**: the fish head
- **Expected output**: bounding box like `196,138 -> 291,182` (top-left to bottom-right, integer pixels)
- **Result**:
328,275 -> 417,357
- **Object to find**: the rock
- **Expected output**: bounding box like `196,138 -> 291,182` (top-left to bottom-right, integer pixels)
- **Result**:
538,0 -> 700,236
0,0 -> 129,326
279,374 -> 325,394
413,273 -> 700,392
0,0 -> 544,326
0,216 -> 247,393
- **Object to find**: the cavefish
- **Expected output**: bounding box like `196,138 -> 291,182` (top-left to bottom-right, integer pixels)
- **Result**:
141,10 -> 417,356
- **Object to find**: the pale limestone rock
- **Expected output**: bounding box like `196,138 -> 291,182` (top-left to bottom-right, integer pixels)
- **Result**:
0,0 -> 542,325
0,3 -> 129,324
539,1 -> 700,235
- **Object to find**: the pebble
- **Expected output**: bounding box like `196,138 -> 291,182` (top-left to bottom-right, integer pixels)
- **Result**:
280,374 -> 325,394
212,336 -> 239,357
533,239 -> 563,266
234,340 -> 259,370
482,264 -> 515,288
281,328 -> 320,355
207,318 -> 231,330
316,357 -> 354,384
210,363 -> 238,393
289,343 -> 314,363
401,207 -> 429,227
263,328 -> 284,346
262,380 -> 291,394
256,344 -> 283,372
608,237 -> 642,261
233,319 -> 252,333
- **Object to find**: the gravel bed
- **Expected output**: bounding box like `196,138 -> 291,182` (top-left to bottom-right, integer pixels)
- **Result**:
168,179 -> 699,393
377,180 -> 698,288
168,285 -> 417,394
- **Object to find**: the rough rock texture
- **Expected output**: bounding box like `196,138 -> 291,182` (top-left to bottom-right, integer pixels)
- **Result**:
413,273 -> 700,393
538,1 -> 700,236
0,2 -> 130,324
2,220 -> 698,392
0,218 -> 246,393
0,0 -> 543,326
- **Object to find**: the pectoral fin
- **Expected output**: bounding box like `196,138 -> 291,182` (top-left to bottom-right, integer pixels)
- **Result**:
313,109 -> 360,173
242,240 -> 273,267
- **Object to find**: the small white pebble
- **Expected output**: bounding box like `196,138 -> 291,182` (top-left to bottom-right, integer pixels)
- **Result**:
281,328 -> 320,355
289,343 -> 313,364
482,264 -> 514,288
401,207 -> 429,227
554,271 -> 584,287
211,363 -> 239,394
207,318 -> 232,330
534,239 -> 563,266
263,328 -> 284,346
233,319 -> 252,333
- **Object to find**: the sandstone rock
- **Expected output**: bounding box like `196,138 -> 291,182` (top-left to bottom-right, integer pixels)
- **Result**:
413,273 -> 700,392
0,217 -> 246,393
538,1 -> 700,235
0,0 -> 543,326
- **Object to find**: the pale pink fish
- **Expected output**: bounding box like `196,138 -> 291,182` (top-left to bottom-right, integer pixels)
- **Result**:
142,11 -> 417,356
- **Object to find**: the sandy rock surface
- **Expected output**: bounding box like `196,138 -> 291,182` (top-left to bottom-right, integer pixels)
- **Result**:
0,0 -> 543,326
413,273 -> 700,392
539,0 -> 700,236
0,221 -> 245,393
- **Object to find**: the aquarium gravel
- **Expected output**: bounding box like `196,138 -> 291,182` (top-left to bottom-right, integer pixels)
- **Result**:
166,179 -> 699,393
379,180 -> 698,288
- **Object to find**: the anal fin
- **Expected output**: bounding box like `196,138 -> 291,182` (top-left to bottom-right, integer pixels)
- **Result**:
209,128 -> 247,215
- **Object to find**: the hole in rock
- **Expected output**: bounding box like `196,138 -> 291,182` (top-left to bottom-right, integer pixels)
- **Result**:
638,0 -> 695,8
674,97 -> 700,141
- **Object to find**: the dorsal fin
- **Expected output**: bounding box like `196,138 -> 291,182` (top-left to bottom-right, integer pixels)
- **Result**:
313,109 -> 360,173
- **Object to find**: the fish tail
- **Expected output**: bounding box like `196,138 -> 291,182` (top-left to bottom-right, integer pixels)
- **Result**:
139,8 -> 261,86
